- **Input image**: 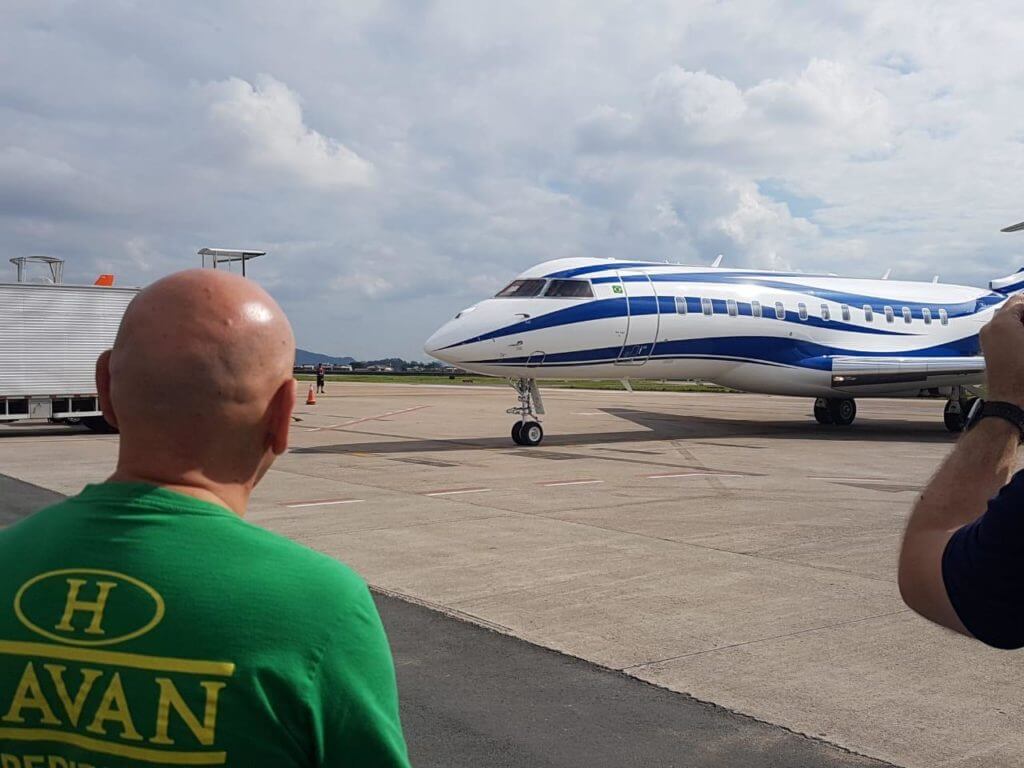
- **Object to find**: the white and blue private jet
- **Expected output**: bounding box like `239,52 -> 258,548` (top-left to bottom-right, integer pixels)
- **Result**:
426,227 -> 1024,446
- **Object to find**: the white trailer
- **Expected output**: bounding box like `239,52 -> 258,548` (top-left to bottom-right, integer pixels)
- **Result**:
0,258 -> 137,431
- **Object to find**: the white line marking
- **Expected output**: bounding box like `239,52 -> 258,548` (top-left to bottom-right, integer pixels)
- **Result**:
646,472 -> 745,480
541,479 -> 605,487
311,405 -> 429,432
284,499 -> 365,508
424,488 -> 492,497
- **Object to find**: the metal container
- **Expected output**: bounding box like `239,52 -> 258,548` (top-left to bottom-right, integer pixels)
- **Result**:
0,282 -> 137,422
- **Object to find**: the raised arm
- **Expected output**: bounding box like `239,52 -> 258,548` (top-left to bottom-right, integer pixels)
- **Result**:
898,296 -> 1024,639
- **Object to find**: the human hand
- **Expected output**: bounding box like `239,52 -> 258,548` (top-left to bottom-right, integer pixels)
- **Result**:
981,295 -> 1024,408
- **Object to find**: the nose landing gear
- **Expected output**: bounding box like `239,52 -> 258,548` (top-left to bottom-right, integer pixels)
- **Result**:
943,388 -> 979,433
509,378 -> 545,446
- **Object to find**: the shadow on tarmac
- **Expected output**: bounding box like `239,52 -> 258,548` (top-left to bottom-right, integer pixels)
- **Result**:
291,408 -> 956,455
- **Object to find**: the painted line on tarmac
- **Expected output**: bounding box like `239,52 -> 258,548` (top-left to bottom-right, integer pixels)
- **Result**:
283,498 -> 366,508
540,479 -> 605,487
423,487 -> 492,497
646,472 -> 745,480
309,405 -> 429,432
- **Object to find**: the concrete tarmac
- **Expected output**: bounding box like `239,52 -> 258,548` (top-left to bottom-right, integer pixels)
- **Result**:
1,383 -> 1022,767
1,473 -> 886,768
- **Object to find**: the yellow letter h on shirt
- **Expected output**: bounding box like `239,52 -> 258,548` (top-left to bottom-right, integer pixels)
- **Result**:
55,579 -> 117,635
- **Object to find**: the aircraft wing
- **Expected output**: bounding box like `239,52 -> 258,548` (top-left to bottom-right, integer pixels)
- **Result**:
829,356 -> 985,388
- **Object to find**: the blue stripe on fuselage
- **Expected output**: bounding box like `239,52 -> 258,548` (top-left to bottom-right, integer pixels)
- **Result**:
441,295 -> 919,350
466,333 -> 981,369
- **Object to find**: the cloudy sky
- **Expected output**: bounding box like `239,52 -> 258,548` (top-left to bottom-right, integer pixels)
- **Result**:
3,1 -> 1023,359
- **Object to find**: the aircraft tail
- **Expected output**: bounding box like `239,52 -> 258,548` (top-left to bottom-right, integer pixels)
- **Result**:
94,274 -> 115,286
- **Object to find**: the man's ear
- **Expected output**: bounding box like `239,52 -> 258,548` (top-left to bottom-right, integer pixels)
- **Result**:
96,350 -> 119,430
269,378 -> 297,456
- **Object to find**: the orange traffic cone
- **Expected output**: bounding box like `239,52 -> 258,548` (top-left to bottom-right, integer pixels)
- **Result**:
306,384 -> 317,405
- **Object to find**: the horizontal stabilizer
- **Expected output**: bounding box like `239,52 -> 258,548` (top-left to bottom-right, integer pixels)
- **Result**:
1002,221 -> 1024,233
990,268 -> 1024,295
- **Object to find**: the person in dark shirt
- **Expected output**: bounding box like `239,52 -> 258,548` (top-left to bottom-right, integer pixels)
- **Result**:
900,295 -> 1024,648
316,362 -> 326,394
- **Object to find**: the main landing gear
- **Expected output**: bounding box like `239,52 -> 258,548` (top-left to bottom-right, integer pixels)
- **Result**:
509,378 -> 545,446
814,397 -> 857,427
943,387 -> 979,433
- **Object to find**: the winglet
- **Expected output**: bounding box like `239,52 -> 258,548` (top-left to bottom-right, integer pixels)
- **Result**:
881,269 -> 892,280
94,274 -> 115,286
711,254 -> 724,268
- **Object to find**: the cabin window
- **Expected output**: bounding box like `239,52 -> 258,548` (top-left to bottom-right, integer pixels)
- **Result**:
675,296 -> 687,315
496,279 -> 547,298
841,304 -> 851,322
863,305 -> 874,322
774,301 -> 785,320
701,298 -> 714,316
544,279 -> 594,298
902,306 -> 912,324
798,303 -> 808,321
923,308 -> 932,325
884,306 -> 895,323
727,299 -> 738,317
751,300 -> 762,318
820,304 -> 831,321
939,308 -> 949,325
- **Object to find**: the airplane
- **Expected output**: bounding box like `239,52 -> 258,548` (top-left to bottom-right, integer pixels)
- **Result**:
424,226 -> 1024,446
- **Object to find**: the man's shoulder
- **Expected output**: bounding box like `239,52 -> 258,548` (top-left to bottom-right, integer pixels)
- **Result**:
0,495 -> 77,540
240,521 -> 366,591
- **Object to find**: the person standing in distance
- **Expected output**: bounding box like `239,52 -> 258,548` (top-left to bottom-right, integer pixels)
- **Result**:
316,362 -> 326,394
0,270 -> 411,767
900,294 -> 1024,648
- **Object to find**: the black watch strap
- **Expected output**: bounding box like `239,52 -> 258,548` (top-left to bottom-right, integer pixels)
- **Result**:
970,401 -> 1024,442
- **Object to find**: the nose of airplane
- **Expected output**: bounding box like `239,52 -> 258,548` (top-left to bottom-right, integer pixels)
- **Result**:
423,320 -> 462,364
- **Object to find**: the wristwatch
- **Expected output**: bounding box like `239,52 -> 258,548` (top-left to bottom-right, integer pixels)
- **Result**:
965,399 -> 1024,442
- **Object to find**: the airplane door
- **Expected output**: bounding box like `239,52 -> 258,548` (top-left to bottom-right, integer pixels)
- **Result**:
616,271 -> 660,365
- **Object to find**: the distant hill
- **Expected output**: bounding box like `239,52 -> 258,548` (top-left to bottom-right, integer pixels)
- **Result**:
295,348 -> 355,366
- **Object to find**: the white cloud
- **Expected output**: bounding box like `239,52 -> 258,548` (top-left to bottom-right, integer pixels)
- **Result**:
202,75 -> 373,189
2,1 -> 1024,357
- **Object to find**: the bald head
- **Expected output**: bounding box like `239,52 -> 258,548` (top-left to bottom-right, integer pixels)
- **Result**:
98,269 -> 296,504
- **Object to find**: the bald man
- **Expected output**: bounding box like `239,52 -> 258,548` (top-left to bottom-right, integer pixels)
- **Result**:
0,270 -> 411,767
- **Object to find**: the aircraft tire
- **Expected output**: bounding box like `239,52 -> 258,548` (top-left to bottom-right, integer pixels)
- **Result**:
511,422 -> 524,444
813,399 -> 834,425
828,398 -> 857,427
83,416 -> 118,434
519,421 -> 544,446
943,400 -> 968,433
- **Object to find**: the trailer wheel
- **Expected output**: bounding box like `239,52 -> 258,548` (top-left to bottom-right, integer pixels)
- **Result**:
83,416 -> 118,434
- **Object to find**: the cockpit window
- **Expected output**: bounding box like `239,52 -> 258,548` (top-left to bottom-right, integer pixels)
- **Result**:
544,279 -> 594,298
495,279 -> 547,298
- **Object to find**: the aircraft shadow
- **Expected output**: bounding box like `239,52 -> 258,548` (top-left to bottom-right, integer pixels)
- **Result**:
291,407 -> 955,456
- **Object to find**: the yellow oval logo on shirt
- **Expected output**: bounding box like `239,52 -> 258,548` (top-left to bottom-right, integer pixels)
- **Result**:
14,568 -> 165,647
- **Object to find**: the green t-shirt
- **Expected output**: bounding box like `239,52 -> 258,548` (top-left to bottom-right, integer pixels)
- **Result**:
0,483 -> 411,768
